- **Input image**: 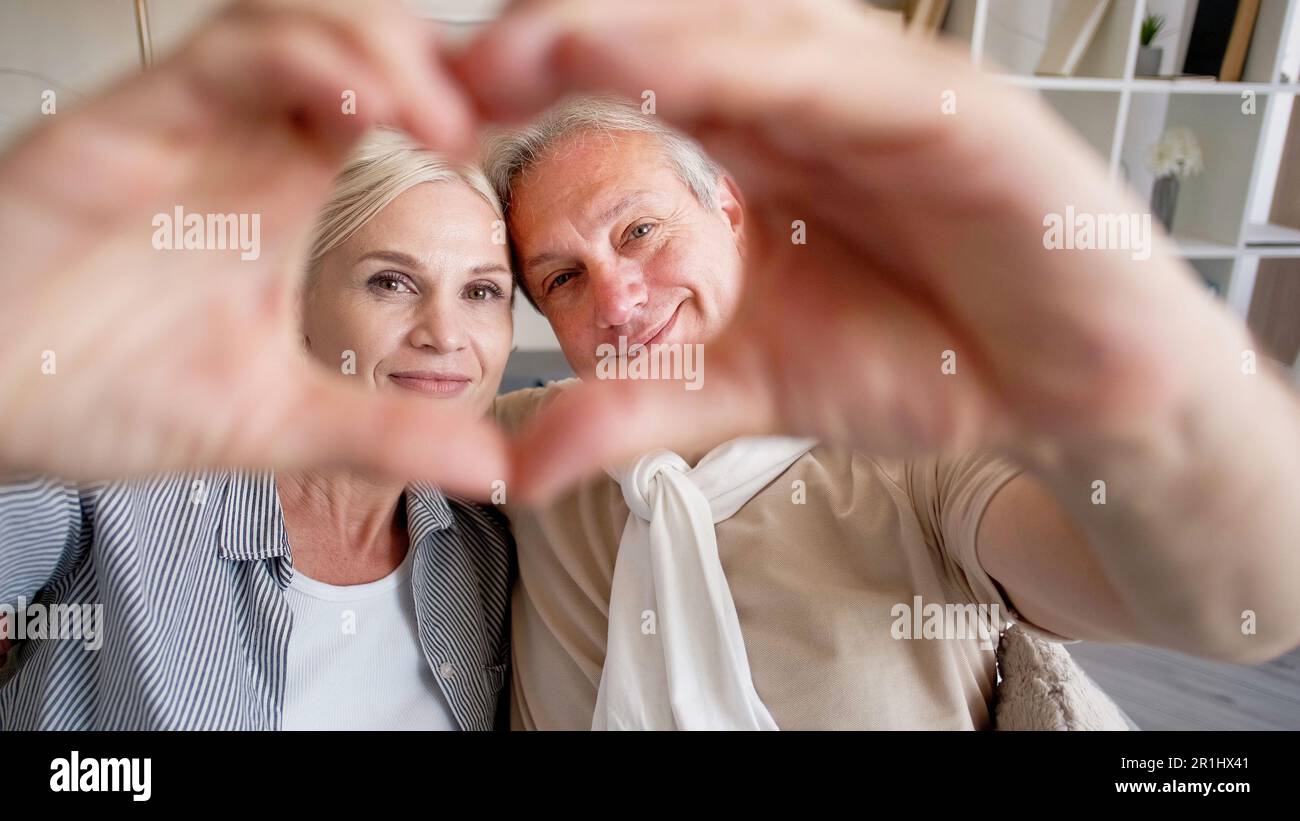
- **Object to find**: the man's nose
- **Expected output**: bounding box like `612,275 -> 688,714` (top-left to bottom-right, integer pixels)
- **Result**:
410,297 -> 467,352
591,261 -> 648,330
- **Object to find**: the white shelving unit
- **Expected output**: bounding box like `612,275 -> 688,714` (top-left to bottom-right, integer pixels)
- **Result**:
930,0 -> 1300,320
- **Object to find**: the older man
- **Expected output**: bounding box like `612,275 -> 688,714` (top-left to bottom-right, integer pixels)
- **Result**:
460,1 -> 1300,729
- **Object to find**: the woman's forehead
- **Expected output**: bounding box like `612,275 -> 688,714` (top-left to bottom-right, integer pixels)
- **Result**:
343,183 -> 507,263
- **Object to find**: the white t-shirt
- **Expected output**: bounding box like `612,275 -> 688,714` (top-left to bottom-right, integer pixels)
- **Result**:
282,545 -> 458,730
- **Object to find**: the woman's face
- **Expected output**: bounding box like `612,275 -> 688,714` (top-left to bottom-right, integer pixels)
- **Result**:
303,181 -> 513,417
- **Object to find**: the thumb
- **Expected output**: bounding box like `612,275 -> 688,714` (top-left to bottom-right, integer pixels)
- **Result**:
279,371 -> 509,500
510,341 -> 778,504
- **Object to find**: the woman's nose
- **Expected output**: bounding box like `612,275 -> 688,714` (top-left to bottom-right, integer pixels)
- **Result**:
592,261 -> 648,330
409,299 -> 467,352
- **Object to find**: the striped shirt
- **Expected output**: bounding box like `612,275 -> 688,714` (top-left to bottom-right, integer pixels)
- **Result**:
0,471 -> 513,730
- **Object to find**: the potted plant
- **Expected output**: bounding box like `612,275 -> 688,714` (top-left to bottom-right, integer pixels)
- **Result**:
1147,127 -> 1204,230
1136,14 -> 1166,76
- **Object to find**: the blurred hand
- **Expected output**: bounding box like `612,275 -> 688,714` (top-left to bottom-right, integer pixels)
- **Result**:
455,0 -> 1238,500
0,0 -> 506,495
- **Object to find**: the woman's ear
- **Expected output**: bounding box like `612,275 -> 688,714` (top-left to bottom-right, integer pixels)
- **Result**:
716,173 -> 745,246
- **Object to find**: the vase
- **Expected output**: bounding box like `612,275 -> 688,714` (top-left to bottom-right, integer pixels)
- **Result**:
1151,174 -> 1179,231
1136,46 -> 1163,77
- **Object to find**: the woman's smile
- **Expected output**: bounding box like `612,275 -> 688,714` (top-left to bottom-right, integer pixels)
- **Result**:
388,370 -> 473,397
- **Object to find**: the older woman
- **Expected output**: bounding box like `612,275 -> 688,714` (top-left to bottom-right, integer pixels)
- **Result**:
0,118 -> 515,728
278,128 -> 515,730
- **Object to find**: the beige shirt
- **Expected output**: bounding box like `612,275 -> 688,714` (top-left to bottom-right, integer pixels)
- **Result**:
495,381 -> 1065,730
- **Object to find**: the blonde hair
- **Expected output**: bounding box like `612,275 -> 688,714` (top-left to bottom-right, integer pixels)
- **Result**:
307,128 -> 504,282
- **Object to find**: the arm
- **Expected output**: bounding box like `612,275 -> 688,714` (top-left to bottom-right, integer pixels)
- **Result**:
472,0 -> 1300,665
0,477 -> 85,663
980,357 -> 1300,664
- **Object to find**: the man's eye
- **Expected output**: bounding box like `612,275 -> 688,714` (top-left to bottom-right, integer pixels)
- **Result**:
629,222 -> 654,240
547,271 -> 576,293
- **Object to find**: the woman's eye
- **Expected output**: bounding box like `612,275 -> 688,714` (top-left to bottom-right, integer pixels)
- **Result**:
369,273 -> 413,294
464,281 -> 505,301
629,222 -> 654,240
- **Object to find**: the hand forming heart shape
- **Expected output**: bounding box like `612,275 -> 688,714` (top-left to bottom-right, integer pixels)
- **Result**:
0,0 -> 1270,506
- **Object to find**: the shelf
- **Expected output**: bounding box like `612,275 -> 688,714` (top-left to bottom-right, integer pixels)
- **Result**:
1001,77 -> 1299,95
1245,222 -> 1300,246
1242,223 -> 1300,257
980,0 -> 1138,80
1129,80 -> 1299,95
1117,92 -> 1268,248
1175,235 -> 1239,258
1004,76 -> 1125,92
937,0 -> 1300,331
1246,247 -> 1300,258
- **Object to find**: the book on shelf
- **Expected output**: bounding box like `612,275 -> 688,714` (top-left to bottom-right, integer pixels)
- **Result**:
1183,0 -> 1261,82
1221,0 -> 1262,82
1035,0 -> 1111,77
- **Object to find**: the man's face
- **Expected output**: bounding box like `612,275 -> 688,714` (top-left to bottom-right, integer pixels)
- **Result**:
509,130 -> 745,377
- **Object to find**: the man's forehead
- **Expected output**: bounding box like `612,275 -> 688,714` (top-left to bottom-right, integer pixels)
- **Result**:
509,130 -> 681,234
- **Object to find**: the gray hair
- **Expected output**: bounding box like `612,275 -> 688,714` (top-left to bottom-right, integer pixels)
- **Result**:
307,127 -> 503,284
481,96 -> 723,304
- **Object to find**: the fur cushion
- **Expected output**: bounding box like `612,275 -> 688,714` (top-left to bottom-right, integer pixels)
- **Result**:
994,623 -> 1133,730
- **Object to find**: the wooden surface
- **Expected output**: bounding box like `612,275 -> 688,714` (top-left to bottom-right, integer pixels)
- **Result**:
1069,642 -> 1300,730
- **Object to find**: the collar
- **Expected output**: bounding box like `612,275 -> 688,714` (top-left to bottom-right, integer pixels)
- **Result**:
404,480 -> 457,545
216,471 -> 288,562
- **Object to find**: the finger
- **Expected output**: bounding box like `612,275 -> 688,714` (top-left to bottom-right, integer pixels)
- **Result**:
174,14 -> 392,157
453,0 -> 720,123
279,372 -> 510,500
509,341 -> 777,503
284,2 -> 478,155
0,15 -> 384,271
453,0 -> 946,132
173,2 -> 474,158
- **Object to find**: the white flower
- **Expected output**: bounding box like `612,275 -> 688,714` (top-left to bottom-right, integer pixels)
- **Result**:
1147,127 -> 1204,180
